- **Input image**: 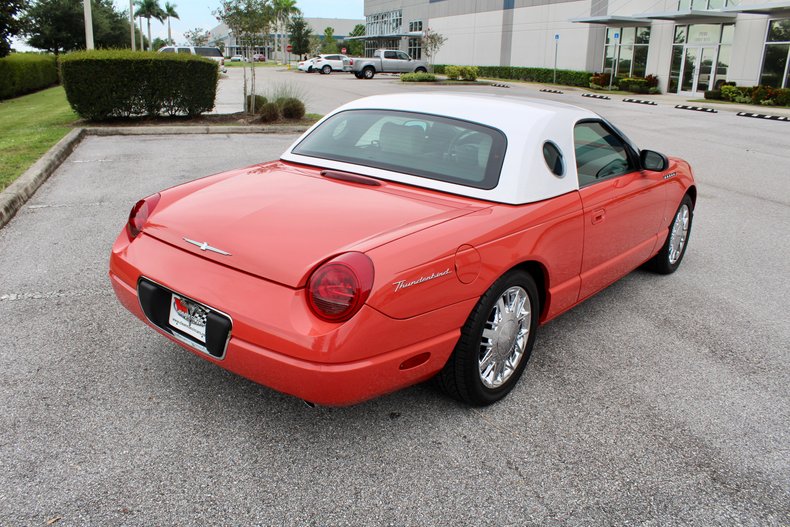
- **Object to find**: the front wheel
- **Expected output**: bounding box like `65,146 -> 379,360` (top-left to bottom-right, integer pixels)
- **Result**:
307,66 -> 313,73
646,194 -> 694,274
415,67 -> 427,74
437,270 -> 540,406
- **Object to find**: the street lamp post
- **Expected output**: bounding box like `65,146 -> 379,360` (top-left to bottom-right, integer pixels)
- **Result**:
83,0 -> 94,50
130,0 -> 136,50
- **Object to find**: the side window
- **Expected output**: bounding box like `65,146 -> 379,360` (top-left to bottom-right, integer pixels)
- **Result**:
384,51 -> 397,59
177,47 -> 191,54
573,121 -> 633,186
160,47 -> 174,53
396,52 -> 410,60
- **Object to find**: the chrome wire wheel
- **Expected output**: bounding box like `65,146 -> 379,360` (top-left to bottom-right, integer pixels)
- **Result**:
478,286 -> 531,389
668,204 -> 690,265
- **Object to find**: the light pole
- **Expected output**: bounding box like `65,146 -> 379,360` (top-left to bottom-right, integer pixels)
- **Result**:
130,0 -> 136,50
553,33 -> 559,84
83,0 -> 94,50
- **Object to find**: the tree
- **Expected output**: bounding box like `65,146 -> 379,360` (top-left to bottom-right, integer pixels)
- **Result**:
287,15 -> 310,58
1,0 -> 27,58
342,23 -> 364,57
23,0 -> 137,54
272,0 -> 298,64
134,0 -> 165,51
421,28 -> 447,71
163,1 -> 178,44
211,37 -> 225,54
214,0 -> 273,114
320,26 -> 336,54
183,27 -> 209,46
152,36 -> 167,50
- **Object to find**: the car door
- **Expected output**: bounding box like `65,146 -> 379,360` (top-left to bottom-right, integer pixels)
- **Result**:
574,120 -> 666,300
327,55 -> 342,70
395,51 -> 412,72
382,51 -> 398,72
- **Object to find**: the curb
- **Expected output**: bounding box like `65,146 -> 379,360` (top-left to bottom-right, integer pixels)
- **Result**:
675,105 -> 718,113
736,112 -> 789,122
540,89 -> 564,94
623,98 -> 657,106
0,129 -> 85,231
0,125 -> 310,231
582,93 -> 611,100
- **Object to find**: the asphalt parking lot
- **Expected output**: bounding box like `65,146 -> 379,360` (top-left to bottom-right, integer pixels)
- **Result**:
1,77 -> 789,525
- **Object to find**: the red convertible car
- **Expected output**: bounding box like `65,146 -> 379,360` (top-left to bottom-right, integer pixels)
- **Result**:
110,94 -> 695,406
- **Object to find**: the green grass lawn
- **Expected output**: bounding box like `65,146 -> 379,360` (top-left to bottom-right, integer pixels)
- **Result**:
0,86 -> 78,191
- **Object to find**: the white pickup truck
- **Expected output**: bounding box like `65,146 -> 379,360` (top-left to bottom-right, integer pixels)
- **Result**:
350,49 -> 429,79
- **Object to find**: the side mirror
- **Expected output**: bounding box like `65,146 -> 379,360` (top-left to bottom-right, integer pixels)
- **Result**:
640,149 -> 669,172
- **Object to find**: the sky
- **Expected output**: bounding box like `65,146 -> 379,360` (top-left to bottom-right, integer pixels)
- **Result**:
13,0 -> 365,51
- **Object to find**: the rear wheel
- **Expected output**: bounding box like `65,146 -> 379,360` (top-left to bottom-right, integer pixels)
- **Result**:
321,65 -> 332,75
437,270 -> 540,406
646,194 -> 693,274
362,67 -> 375,79
354,71 -> 363,79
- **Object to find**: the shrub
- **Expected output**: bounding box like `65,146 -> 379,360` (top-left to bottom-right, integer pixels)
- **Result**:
280,97 -> 305,119
401,72 -> 437,82
60,50 -> 218,120
775,89 -> 790,106
258,102 -> 280,123
459,66 -> 478,81
245,94 -> 268,113
704,90 -> 722,100
0,53 -> 59,100
445,65 -> 461,80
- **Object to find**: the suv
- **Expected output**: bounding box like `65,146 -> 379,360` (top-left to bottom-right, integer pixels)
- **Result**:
313,54 -> 350,74
158,46 -> 227,73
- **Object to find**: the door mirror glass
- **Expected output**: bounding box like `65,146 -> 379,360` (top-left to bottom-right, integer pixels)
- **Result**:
640,149 -> 668,171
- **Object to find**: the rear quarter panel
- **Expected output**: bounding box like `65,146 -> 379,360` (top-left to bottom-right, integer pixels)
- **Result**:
365,192 -> 584,322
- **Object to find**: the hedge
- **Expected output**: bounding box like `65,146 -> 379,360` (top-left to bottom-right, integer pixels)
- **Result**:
0,54 -> 59,100
434,64 -> 591,87
718,84 -> 790,106
60,50 -> 219,120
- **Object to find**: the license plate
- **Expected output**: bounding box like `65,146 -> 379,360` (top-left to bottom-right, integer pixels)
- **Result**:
168,293 -> 208,343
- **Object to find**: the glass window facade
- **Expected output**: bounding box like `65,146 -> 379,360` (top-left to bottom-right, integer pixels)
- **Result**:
365,38 -> 401,57
408,21 -> 423,32
669,24 -> 733,93
677,0 -> 730,9
603,26 -> 651,77
365,10 -> 403,37
408,37 -> 422,59
760,19 -> 790,88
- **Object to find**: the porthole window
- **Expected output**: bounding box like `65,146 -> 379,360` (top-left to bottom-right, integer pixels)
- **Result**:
543,141 -> 564,177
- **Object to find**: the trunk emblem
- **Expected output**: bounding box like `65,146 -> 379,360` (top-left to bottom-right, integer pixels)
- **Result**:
183,238 -> 232,256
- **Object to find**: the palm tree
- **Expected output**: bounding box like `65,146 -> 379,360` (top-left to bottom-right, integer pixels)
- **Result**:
164,2 -> 179,45
272,0 -> 299,64
135,0 -> 166,51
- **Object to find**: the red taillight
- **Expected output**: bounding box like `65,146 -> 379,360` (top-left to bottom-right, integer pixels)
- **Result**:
127,193 -> 161,239
349,59 -> 354,66
307,252 -> 374,322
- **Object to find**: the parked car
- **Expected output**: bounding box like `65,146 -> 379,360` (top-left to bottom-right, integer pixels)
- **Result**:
252,53 -> 266,62
158,45 -> 226,73
110,94 -> 696,407
298,56 -> 319,72
351,49 -> 429,79
230,55 -> 244,62
313,54 -> 350,74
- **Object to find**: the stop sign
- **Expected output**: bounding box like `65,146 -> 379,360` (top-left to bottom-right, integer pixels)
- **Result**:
342,47 -> 347,54
286,44 -> 293,52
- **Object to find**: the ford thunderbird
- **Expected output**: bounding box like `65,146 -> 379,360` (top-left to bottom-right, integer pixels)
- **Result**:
110,94 -> 696,406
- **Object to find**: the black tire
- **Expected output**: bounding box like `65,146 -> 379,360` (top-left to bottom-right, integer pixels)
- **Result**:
354,72 -> 363,79
646,194 -> 694,274
307,66 -> 313,73
415,67 -> 427,74
362,66 -> 375,79
321,65 -> 332,75
437,270 -> 540,406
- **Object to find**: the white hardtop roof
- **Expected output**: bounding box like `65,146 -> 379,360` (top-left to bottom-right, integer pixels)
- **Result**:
281,93 -> 602,205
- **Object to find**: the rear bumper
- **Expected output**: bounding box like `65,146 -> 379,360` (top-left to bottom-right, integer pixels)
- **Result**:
110,233 -> 472,405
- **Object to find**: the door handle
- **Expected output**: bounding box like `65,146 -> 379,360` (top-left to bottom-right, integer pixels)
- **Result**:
592,209 -> 606,224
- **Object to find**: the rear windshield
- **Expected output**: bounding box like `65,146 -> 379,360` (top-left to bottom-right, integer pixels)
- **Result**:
195,47 -> 222,57
291,110 -> 507,189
